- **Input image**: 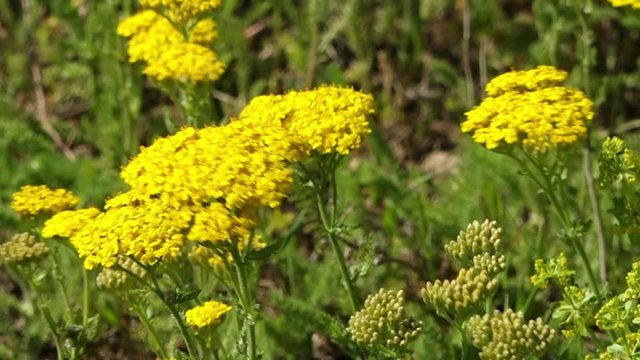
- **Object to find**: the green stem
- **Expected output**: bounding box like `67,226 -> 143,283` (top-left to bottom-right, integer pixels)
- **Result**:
82,269 -> 89,328
512,151 -> 601,296
25,275 -> 64,360
132,296 -> 169,359
520,287 -> 539,316
147,267 -> 199,359
229,246 -> 257,360
315,189 -> 359,311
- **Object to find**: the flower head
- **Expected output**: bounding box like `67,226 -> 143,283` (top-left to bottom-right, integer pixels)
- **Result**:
445,219 -> 503,274
185,300 -> 232,329
11,185 -> 79,217
422,267 -> 498,320
143,42 -> 225,82
239,85 -> 375,155
461,66 -> 593,152
348,288 -> 422,352
70,191 -> 191,269
0,233 -> 49,265
42,207 -> 101,239
467,309 -> 555,360
117,5 -> 224,83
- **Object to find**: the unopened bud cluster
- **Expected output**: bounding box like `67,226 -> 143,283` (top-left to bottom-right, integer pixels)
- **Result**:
0,233 -> 49,265
347,288 -> 422,351
445,219 -> 502,266
467,309 -> 555,360
96,256 -> 147,290
422,267 -> 498,319
423,220 -> 504,319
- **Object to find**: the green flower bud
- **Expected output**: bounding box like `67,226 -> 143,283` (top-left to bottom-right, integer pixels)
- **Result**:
445,219 -> 502,265
422,267 -> 498,320
96,256 -> 147,290
467,309 -> 555,360
348,288 -> 422,352
0,233 -> 49,265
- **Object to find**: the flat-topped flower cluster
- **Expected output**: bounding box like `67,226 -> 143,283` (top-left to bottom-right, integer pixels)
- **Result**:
35,85 -> 373,270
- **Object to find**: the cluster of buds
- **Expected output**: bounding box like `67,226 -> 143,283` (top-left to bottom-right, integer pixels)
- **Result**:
445,219 -> 504,272
0,233 -> 49,265
423,220 -> 504,320
422,267 -> 497,319
96,257 -> 147,290
467,309 -> 555,360
347,289 -> 422,352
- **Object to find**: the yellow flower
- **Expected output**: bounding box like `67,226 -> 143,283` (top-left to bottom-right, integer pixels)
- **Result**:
140,0 -> 222,24
11,185 -> 79,217
71,191 -> 191,269
185,300 -> 231,329
42,207 -> 101,239
608,0 -> 640,8
189,18 -> 218,44
143,42 -> 225,82
117,9 -> 223,83
117,10 -> 183,64
121,118 -> 304,211
239,85 -> 375,155
461,66 -> 594,152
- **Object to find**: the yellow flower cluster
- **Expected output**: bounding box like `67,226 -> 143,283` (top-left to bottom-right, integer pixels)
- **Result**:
239,85 -> 375,155
117,2 -> 224,83
139,0 -> 221,24
42,208 -> 101,239
10,185 -> 79,217
461,66 -> 594,152
62,86 -> 372,269
185,300 -> 231,329
71,191 -> 191,269
608,0 -> 640,8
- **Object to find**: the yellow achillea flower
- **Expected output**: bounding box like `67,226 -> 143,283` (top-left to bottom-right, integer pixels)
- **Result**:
71,191 -> 191,269
189,18 -> 218,44
461,66 -> 594,152
117,10 -> 184,63
239,85 -> 375,155
608,0 -> 640,8
11,185 -> 79,217
185,300 -> 231,329
42,207 -> 101,239
117,8 -> 224,83
143,42 -> 225,82
121,117 -> 306,210
140,0 -> 221,24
